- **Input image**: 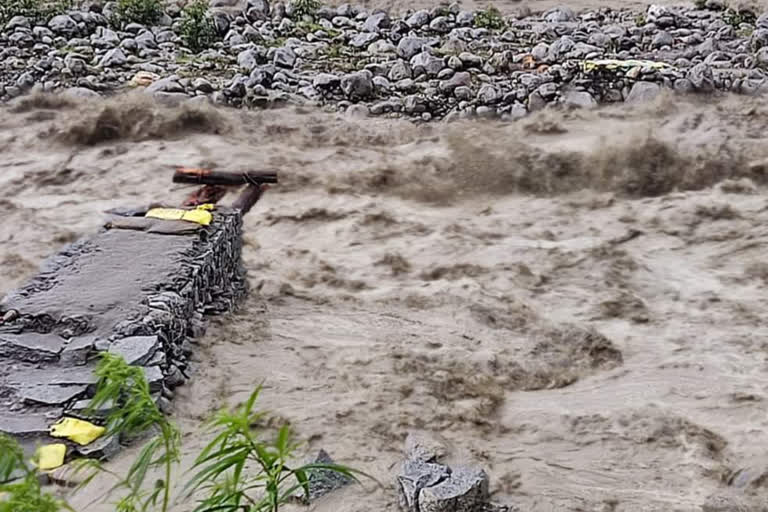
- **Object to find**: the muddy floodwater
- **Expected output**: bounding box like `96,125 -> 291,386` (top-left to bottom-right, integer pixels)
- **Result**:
2,91 -> 768,511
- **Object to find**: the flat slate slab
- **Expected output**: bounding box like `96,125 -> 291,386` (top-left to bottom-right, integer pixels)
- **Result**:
0,206 -> 247,463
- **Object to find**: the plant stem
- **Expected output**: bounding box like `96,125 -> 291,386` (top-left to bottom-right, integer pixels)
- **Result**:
162,428 -> 172,512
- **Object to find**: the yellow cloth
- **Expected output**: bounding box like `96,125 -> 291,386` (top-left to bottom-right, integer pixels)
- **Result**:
49,417 -> 106,446
36,444 -> 67,470
145,204 -> 214,226
582,59 -> 673,72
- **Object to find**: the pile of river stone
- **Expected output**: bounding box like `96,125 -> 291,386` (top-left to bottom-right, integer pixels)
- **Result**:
2,0 -> 768,120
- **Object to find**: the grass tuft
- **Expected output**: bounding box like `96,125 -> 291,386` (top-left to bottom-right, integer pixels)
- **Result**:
474,5 -> 505,30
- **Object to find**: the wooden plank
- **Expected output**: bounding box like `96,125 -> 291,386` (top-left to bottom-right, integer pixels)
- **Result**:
173,167 -> 278,186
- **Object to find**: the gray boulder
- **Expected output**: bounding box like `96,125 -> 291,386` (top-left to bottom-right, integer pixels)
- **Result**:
237,48 -> 264,71
477,84 -> 500,104
340,70 -> 373,99
562,90 -> 597,109
99,47 -> 127,67
397,36 -> 431,59
246,0 -> 270,20
419,466 -> 489,512
363,12 -> 390,32
439,71 -> 470,93
397,459 -> 450,512
625,81 -> 661,103
410,51 -> 444,77
688,63 -> 714,92
544,6 -> 576,22
651,31 -> 673,48
48,15 -> 77,36
350,32 -> 378,48
272,46 -> 296,68
313,73 -> 339,89
7,16 -> 31,30
429,16 -> 450,33
406,10 -> 431,28
388,61 -> 412,81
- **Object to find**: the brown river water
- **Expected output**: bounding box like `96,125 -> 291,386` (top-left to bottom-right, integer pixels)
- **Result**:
2,89 -> 768,511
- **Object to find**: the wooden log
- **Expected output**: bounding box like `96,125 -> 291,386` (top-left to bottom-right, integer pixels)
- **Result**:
173,167 -> 278,186
182,185 -> 229,207
231,184 -> 267,215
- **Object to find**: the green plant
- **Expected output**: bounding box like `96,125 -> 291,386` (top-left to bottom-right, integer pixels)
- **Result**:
0,434 -> 72,512
185,386 -> 361,512
474,5 -> 505,30
324,41 -> 348,58
112,0 -> 164,27
88,353 -> 180,512
723,7 -> 756,27
633,12 -> 646,26
694,0 -> 707,8
0,0 -> 72,25
180,0 -> 219,52
291,0 -> 320,19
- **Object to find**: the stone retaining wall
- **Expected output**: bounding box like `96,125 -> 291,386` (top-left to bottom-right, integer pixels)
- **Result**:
0,206 -> 246,459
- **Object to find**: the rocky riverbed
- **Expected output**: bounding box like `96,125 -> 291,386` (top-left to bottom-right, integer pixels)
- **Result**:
3,0 -> 768,120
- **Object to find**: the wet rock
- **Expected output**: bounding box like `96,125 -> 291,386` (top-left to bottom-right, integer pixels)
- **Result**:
21,384 -> 89,406
108,335 -> 160,366
346,103 -> 369,118
193,78 -> 215,93
0,413 -> 51,438
146,76 -> 185,93
75,434 -> 121,460
60,335 -> 98,364
562,90 -> 597,109
419,466 -> 490,512
340,70 -> 373,99
404,94 -> 427,114
625,81 -> 661,103
397,459 -> 451,512
164,365 -> 186,388
688,63 -> 715,92
405,432 -> 448,463
0,333 -> 65,363
301,450 -> 354,502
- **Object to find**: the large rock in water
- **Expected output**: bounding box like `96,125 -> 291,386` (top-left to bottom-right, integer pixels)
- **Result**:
396,433 -> 493,512
419,466 -> 489,512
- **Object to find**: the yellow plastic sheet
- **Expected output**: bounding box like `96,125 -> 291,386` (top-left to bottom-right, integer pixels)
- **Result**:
582,59 -> 674,72
145,204 -> 214,226
36,444 -> 67,471
49,417 -> 105,446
